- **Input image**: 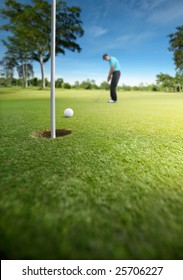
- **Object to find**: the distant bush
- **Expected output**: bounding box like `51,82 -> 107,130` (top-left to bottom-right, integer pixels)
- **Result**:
100,81 -> 110,90
148,84 -> 159,91
55,78 -> 64,88
62,82 -> 71,89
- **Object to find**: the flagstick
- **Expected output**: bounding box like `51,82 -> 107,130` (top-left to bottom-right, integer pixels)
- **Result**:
50,0 -> 56,138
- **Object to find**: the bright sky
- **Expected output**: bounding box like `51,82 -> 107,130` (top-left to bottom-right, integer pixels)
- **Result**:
1,0 -> 183,85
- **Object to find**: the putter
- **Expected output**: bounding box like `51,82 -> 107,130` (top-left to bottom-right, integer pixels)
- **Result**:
96,89 -> 103,102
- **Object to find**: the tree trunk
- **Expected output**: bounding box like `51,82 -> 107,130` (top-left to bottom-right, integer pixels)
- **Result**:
39,55 -> 45,89
25,63 -> 28,87
22,62 -> 28,88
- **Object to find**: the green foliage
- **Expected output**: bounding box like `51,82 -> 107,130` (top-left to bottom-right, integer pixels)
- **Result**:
0,77 -> 7,86
120,84 -> 160,92
73,81 -> 80,88
148,84 -> 158,91
156,73 -> 174,90
0,0 -> 84,58
156,72 -> 183,92
30,77 -> 39,87
168,25 -> 183,72
0,49 -> 17,82
17,63 -> 34,87
0,36 -> 33,87
55,78 -> 64,88
121,84 -> 131,91
62,82 -> 71,89
0,0 -> 84,88
29,77 -> 49,87
79,79 -> 98,89
100,81 -> 110,90
80,79 -> 92,89
175,72 -> 183,91
0,88 -> 183,259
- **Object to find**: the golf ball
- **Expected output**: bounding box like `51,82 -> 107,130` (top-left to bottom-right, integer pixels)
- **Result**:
64,108 -> 74,118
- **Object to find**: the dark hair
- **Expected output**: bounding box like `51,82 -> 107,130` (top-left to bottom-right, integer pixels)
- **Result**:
102,54 -> 108,59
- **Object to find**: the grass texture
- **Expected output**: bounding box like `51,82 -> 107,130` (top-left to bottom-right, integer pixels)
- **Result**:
0,87 -> 183,259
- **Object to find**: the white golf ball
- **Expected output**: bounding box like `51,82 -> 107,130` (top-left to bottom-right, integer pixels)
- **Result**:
64,108 -> 74,118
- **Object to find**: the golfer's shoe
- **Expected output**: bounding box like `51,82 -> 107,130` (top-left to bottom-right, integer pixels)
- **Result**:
108,99 -> 118,103
108,99 -> 114,103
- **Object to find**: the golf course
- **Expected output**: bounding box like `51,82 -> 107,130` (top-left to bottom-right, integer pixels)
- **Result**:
0,87 -> 183,260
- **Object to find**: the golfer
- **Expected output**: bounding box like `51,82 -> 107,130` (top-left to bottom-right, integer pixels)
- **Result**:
103,54 -> 121,103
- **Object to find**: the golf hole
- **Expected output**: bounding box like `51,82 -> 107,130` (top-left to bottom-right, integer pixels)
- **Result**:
34,129 -> 72,138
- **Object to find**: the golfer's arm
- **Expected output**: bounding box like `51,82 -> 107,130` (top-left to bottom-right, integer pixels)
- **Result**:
108,65 -> 114,79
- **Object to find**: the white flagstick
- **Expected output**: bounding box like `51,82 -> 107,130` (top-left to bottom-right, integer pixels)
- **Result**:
50,0 -> 56,138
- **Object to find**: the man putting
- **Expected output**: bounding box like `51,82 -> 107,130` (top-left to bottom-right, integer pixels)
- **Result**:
103,54 -> 121,103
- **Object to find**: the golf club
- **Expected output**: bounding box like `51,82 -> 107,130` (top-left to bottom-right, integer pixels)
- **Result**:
95,88 -> 105,102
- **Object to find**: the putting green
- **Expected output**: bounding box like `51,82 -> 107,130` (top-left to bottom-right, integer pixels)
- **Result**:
0,87 -> 183,259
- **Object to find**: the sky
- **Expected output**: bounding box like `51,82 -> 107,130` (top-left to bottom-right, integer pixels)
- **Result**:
0,0 -> 183,85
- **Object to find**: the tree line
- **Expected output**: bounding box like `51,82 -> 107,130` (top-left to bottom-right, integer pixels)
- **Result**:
0,1 -> 182,91
1,75 -> 182,92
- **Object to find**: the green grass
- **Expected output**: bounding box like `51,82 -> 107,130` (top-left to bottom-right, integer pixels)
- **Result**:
0,87 -> 183,260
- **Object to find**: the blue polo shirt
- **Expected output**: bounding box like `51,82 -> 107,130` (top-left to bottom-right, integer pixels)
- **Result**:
109,56 -> 120,71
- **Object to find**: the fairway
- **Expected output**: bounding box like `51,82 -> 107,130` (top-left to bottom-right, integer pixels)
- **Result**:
0,88 -> 183,259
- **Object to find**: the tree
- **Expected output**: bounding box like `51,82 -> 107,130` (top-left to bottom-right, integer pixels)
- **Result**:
55,78 -> 64,88
74,81 -> 80,88
156,73 -> 174,91
90,79 -> 98,89
30,77 -> 38,87
1,36 -> 33,87
168,26 -> 183,72
0,0 -> 84,88
80,79 -> 92,89
0,53 -> 17,86
156,72 -> 183,92
62,82 -> 71,89
17,63 -> 34,87
100,81 -> 110,90
147,84 -> 159,92
174,72 -> 183,92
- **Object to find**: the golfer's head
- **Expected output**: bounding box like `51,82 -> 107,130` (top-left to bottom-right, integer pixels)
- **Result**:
103,54 -> 110,61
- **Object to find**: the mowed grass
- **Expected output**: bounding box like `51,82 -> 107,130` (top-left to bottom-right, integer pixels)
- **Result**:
0,87 -> 183,260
